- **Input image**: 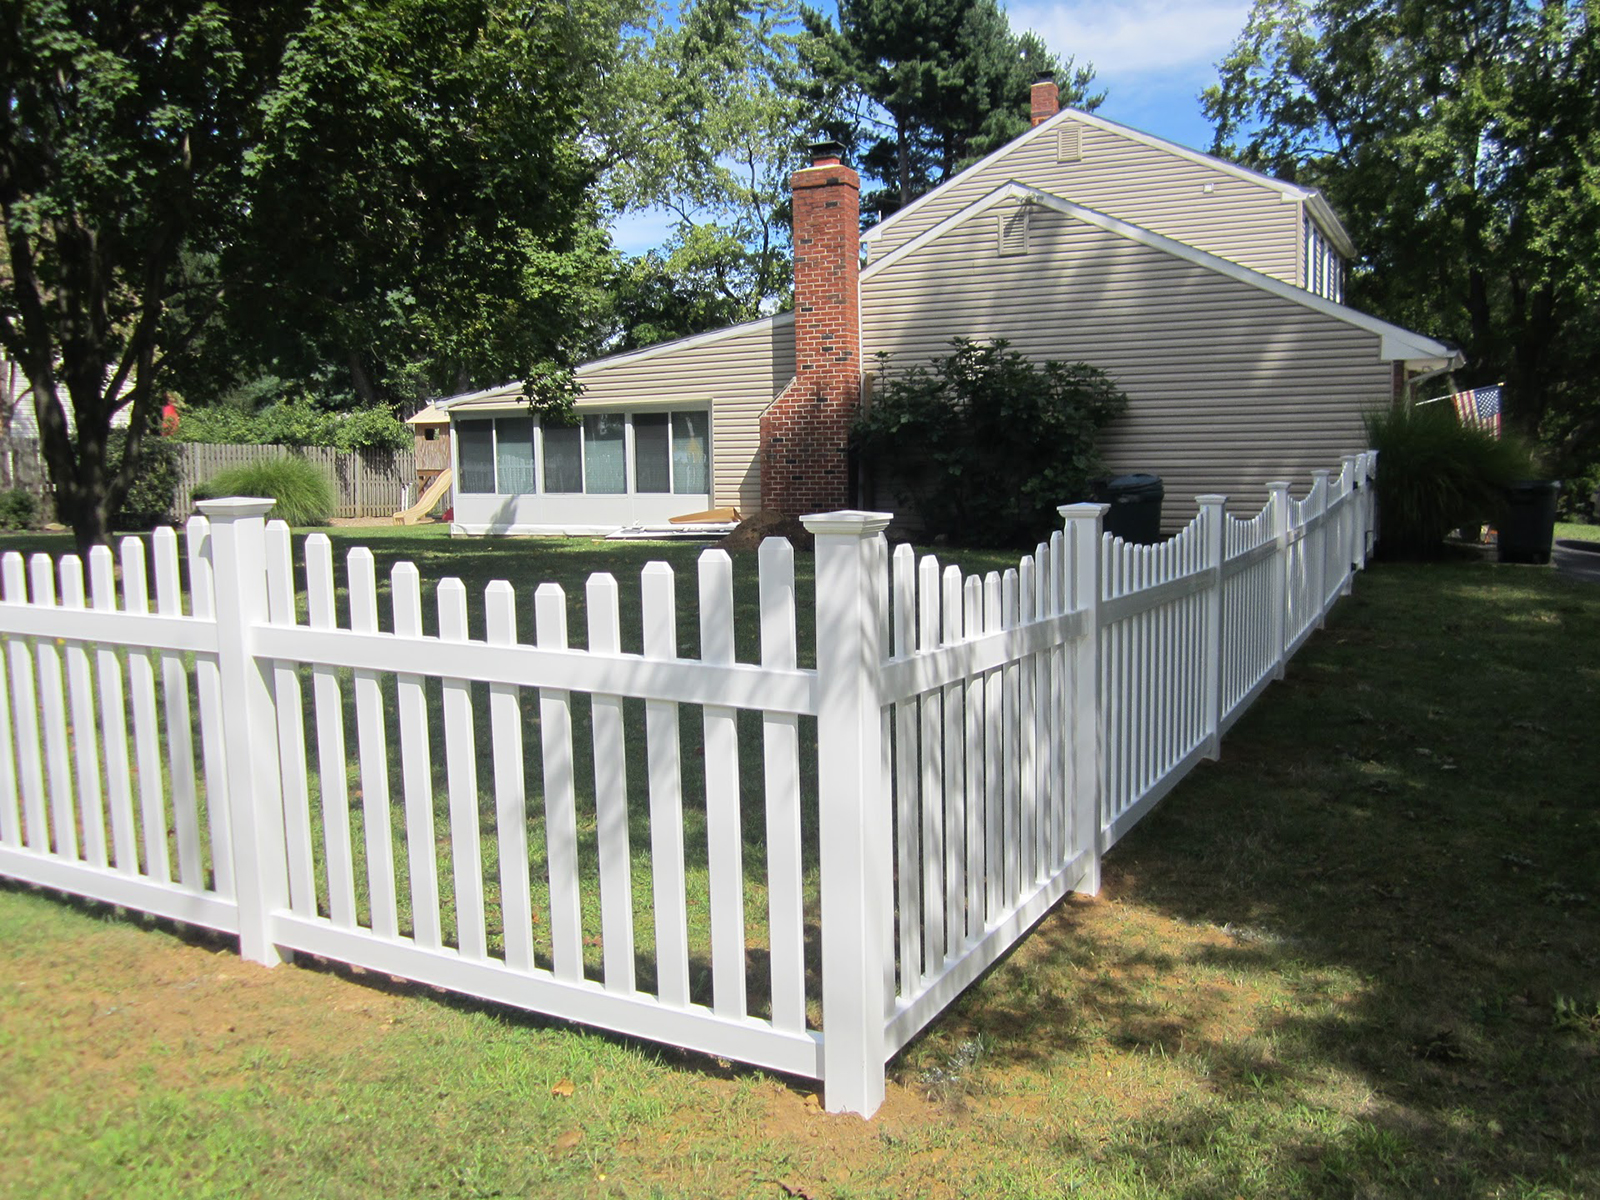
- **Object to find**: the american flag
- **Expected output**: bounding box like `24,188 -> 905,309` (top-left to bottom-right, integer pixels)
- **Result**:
1451,385 -> 1502,436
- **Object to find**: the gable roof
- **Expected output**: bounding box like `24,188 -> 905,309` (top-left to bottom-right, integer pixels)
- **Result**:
860,106 -> 1358,260
862,181 -> 1455,366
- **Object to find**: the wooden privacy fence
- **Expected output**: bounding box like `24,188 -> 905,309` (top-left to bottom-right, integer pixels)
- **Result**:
175,443 -> 415,519
0,453 -> 1376,1116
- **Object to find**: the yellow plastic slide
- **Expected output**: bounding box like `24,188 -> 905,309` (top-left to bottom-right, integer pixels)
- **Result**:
393,468 -> 453,525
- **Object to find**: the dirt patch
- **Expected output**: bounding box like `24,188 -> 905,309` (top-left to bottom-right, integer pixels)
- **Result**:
717,510 -> 814,553
4,916 -> 405,1104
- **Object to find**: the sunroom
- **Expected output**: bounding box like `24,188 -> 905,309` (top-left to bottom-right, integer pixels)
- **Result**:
442,399 -> 714,535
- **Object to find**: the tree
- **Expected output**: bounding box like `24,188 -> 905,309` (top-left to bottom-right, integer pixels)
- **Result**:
603,0 -> 812,334
1,1 -> 634,548
1203,0 -> 1600,455
801,0 -> 1101,217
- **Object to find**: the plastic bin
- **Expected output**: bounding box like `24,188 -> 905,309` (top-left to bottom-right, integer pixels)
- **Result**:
1497,480 -> 1561,564
1093,473 -> 1164,544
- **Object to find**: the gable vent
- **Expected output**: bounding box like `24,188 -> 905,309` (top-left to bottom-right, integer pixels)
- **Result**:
1056,123 -> 1082,163
997,208 -> 1030,256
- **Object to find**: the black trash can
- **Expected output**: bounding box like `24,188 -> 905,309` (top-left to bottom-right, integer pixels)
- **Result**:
1498,480 -> 1562,564
1093,473 -> 1164,544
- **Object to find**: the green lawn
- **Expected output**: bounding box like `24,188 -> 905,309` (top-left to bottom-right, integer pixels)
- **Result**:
1,532 -> 1597,1197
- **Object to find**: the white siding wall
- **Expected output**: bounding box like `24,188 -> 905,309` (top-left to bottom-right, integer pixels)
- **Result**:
868,119 -> 1304,289
573,315 -> 795,514
862,204 -> 1392,527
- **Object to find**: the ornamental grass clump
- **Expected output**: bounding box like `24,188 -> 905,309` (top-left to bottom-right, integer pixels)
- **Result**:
193,456 -> 336,527
1365,402 -> 1536,559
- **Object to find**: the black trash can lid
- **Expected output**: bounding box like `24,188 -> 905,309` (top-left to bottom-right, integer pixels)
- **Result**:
1505,479 -> 1562,493
1098,472 -> 1163,494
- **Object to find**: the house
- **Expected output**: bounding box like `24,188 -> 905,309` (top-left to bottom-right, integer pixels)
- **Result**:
438,77 -> 1459,536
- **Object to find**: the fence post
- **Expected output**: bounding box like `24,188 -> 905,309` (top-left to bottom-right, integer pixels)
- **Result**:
1196,495 -> 1227,759
1058,503 -> 1106,896
195,498 -> 292,968
1266,482 -> 1292,680
801,509 -> 892,1118
1340,454 -> 1362,593
1310,469 -> 1331,626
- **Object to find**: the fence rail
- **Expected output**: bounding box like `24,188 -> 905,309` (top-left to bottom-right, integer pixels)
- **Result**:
0,452 -> 1376,1116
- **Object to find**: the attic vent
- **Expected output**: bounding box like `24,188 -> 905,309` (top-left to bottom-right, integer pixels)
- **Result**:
1056,123 -> 1082,163
997,208 -> 1030,256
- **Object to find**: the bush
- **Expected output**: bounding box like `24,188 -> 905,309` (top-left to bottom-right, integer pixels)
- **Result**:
108,428 -> 182,530
175,397 -> 411,452
0,489 -> 38,531
852,339 -> 1128,547
1365,402 -> 1537,559
192,456 -> 336,527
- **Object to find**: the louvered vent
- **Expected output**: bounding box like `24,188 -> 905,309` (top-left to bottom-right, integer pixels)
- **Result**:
997,208 -> 1030,256
1057,122 -> 1082,163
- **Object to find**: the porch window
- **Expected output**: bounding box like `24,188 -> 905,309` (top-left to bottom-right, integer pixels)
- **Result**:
494,417 -> 536,494
456,419 -> 496,494
583,413 -> 628,494
542,424 -> 583,493
633,413 -> 672,493
672,412 -> 710,493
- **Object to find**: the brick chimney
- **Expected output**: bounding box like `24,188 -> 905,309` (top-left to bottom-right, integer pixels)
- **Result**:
760,141 -> 861,515
1031,71 -> 1060,126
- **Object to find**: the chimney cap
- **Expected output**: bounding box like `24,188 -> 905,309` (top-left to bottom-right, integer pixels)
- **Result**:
1033,69 -> 1055,84
808,139 -> 846,165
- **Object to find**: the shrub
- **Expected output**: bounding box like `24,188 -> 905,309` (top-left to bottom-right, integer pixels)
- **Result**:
192,456 -> 336,527
852,339 -> 1128,547
175,397 -> 410,452
0,489 -> 38,531
108,428 -> 182,530
1365,402 -> 1537,559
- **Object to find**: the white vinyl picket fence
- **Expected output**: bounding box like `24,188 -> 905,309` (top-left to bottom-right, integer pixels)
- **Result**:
0,453 -> 1376,1116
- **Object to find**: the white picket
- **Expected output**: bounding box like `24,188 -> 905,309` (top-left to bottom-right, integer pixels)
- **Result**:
305,535 -> 356,926
86,548 -> 136,871
962,575 -> 983,941
3,555 -> 45,853
982,572 -> 1002,920
586,572 -> 635,993
185,521 -> 231,896
120,541 -> 169,881
917,553 -> 945,971
1018,553 -> 1038,890
439,577 -> 486,960
535,582 -> 582,982
758,538 -> 806,1032
486,580 -> 534,973
58,557 -> 106,868
641,562 -> 690,1008
264,522 -> 316,917
349,548 -> 398,940
939,563 -> 965,957
699,549 -> 746,1019
152,529 -> 202,886
391,562 -> 442,950
890,543 -> 919,991
0,618 -> 16,849
29,556 -> 77,860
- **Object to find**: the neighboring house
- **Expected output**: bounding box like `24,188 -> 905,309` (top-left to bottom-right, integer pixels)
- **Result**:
439,78 -> 1460,536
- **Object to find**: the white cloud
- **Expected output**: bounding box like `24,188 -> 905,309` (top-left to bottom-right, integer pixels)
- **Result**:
1007,0 -> 1250,79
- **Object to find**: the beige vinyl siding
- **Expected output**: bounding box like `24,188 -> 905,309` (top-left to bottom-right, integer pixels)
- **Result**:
862,205 -> 1391,528
569,314 -> 795,513
869,120 -> 1303,287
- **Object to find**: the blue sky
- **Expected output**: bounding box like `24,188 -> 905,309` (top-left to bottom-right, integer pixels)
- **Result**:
609,0 -> 1252,254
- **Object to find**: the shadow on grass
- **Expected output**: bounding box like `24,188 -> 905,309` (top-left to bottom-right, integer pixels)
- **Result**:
911,561 -> 1599,1194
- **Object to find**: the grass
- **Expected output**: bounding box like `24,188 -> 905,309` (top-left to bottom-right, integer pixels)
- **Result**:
2,528 -> 1598,1197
